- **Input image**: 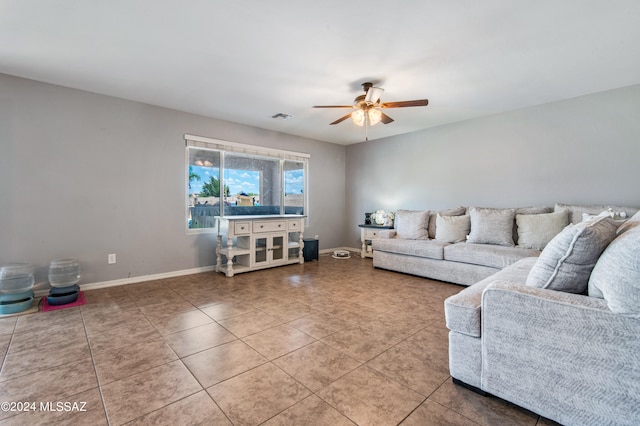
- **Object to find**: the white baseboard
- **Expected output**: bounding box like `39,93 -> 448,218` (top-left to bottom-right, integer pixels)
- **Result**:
34,266 -> 216,297
34,250 -> 367,297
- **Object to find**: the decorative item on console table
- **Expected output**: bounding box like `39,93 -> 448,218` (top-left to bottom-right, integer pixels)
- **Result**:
371,210 -> 395,227
359,223 -> 394,259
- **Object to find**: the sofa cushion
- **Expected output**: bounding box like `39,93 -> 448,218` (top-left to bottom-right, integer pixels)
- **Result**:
435,214 -> 470,243
428,206 -> 466,239
467,208 -> 516,247
516,210 -> 569,250
513,206 -> 553,244
588,226 -> 640,317
616,210 -> 640,235
526,216 -> 618,294
444,243 -> 540,269
444,257 -> 538,337
372,238 -> 447,260
554,203 -> 639,224
395,209 -> 430,240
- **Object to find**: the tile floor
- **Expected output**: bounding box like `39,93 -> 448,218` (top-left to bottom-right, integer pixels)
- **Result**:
0,254 -> 560,425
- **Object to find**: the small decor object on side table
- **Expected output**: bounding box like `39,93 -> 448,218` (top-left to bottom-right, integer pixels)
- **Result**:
371,210 -> 395,227
364,212 -> 372,225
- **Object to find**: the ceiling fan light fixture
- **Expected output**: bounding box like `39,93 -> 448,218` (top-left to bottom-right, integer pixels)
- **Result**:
351,109 -> 365,126
368,108 -> 382,125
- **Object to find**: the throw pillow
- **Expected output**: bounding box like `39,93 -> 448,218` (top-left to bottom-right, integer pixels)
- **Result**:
555,203 -> 639,224
435,214 -> 470,243
512,206 -> 553,244
516,210 -> 569,250
588,227 -> 640,317
428,206 -> 466,239
467,208 -> 516,247
394,209 -> 430,240
525,216 -> 618,294
616,210 -> 640,235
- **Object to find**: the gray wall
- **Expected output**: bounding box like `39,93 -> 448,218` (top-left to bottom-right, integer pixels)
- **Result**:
345,84 -> 640,247
0,74 -> 346,285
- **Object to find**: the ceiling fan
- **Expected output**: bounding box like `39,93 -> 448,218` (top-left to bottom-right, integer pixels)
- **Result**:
313,82 -> 429,140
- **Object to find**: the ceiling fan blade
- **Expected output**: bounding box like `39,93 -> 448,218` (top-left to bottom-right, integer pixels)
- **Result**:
380,99 -> 429,108
313,105 -> 354,108
380,111 -> 394,124
330,113 -> 353,125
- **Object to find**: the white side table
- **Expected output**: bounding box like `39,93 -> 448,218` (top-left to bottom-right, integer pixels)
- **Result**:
359,224 -> 394,258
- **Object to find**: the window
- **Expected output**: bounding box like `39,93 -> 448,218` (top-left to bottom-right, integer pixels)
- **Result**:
185,135 -> 309,232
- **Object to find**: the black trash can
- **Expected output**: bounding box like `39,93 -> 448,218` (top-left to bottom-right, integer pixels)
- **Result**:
303,238 -> 319,262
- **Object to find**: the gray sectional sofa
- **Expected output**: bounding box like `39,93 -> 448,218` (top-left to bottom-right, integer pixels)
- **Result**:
373,206 -> 561,285
373,204 -> 640,425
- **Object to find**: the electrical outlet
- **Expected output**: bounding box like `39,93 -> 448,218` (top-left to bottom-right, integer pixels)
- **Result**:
315,235 -> 319,239
108,253 -> 116,264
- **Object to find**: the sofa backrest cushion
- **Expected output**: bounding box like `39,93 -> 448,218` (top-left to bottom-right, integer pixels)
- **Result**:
588,226 -> 640,317
513,206 -> 553,244
554,203 -> 639,224
526,216 -> 618,294
615,210 -> 640,235
435,214 -> 470,243
394,209 -> 430,239
516,210 -> 569,250
427,206 -> 466,239
467,207 -> 516,247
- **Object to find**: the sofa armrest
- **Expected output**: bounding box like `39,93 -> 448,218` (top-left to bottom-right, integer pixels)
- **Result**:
377,230 -> 396,239
481,280 -> 640,425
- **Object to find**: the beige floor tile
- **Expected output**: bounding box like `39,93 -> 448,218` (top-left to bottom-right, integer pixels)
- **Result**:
273,341 -> 361,392
404,325 -> 451,371
0,358 -> 98,421
259,300 -> 315,322
401,399 -> 478,426
101,360 -> 201,426
14,307 -> 82,334
367,338 -> 450,396
0,257 -> 546,425
263,394 -> 356,426
146,309 -> 214,335
0,317 -> 17,336
0,338 -> 90,383
82,309 -> 150,336
0,334 -> 12,360
92,339 -> 178,385
8,321 -> 87,354
137,298 -> 197,319
126,390 -> 231,425
431,378 -> 539,426
86,318 -> 162,352
199,301 -> 256,321
207,362 -> 310,425
243,324 -> 316,360
317,366 -> 425,425
182,340 -> 266,387
164,322 -> 237,358
217,310 -> 282,338
0,386 -> 108,426
321,323 -> 398,362
286,311 -> 351,339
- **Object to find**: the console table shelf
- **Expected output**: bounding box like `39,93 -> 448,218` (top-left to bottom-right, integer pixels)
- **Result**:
216,215 -> 305,277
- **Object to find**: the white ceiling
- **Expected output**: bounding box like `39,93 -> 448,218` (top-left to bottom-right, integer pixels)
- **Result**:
2,1 -> 640,145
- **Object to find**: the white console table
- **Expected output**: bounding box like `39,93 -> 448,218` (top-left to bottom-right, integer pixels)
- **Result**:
359,224 -> 394,258
216,215 -> 305,277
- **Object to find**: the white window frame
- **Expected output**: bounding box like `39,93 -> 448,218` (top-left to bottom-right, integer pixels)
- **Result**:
185,134 -> 309,234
